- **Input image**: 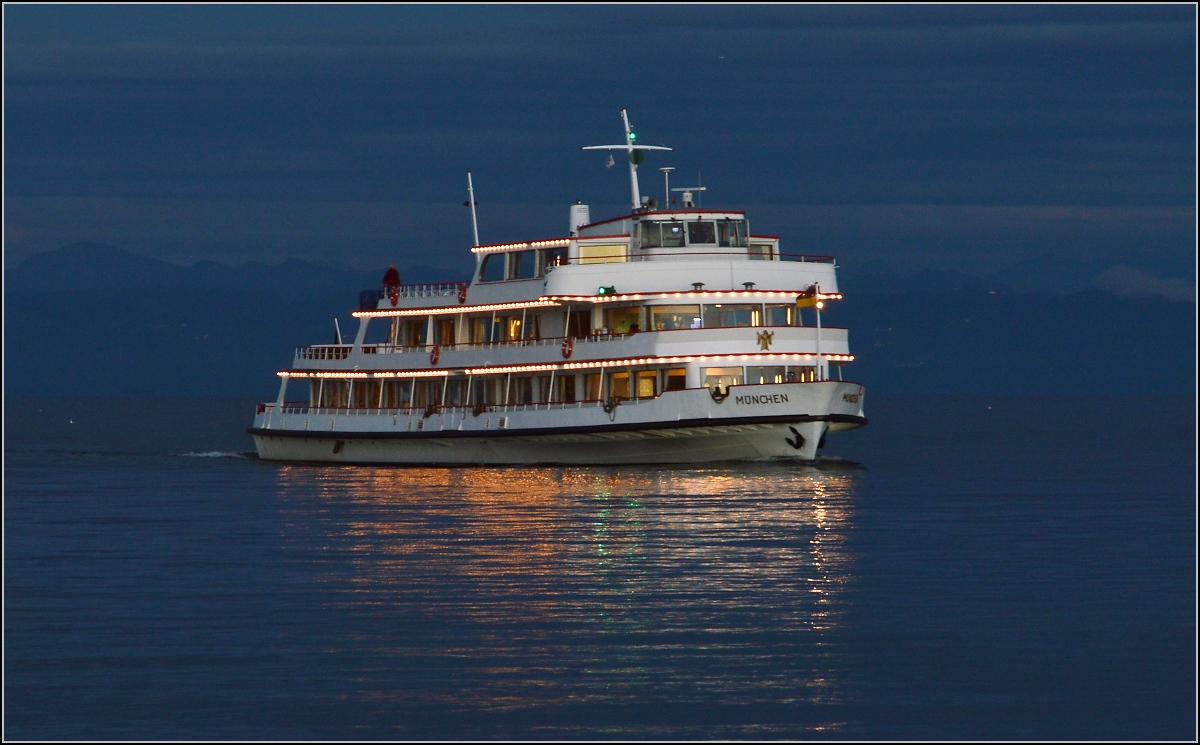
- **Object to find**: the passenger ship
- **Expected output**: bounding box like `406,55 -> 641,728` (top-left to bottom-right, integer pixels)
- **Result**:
249,110 -> 867,464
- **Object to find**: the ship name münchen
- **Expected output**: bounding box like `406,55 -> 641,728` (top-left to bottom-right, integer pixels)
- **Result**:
734,393 -> 790,405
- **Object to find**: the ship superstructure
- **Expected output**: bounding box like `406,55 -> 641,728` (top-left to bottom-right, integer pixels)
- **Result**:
249,110 -> 866,464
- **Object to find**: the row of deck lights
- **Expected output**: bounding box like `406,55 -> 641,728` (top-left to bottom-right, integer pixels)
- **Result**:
351,290 -> 843,319
278,353 -> 855,379
470,238 -> 573,255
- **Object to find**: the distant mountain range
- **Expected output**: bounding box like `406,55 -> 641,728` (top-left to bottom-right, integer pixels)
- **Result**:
4,242 -> 1196,398
5,242 -> 465,296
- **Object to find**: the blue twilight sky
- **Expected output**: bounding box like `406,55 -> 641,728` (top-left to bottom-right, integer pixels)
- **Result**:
4,4 -> 1197,282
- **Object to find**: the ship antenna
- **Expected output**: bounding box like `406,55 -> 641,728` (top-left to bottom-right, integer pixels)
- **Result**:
582,108 -> 673,211
464,171 -> 480,247
659,166 -> 674,209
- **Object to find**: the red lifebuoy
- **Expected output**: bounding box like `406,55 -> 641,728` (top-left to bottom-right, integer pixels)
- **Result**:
457,284 -> 467,304
389,286 -> 399,306
561,337 -> 574,359
429,345 -> 440,365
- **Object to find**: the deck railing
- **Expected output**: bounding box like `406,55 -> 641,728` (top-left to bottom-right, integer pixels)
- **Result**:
260,395 -> 658,418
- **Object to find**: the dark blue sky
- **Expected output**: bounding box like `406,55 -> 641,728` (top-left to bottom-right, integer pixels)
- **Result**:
5,5 -> 1196,285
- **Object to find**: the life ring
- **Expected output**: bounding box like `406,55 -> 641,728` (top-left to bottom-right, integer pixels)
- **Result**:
457,284 -> 467,304
389,286 -> 399,306
429,345 -> 440,365
561,337 -> 574,359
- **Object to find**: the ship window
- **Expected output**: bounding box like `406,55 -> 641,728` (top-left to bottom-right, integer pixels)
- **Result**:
650,305 -> 701,330
765,304 -> 794,326
471,317 -> 499,344
501,316 -> 523,342
718,219 -> 747,248
512,377 -> 534,404
445,379 -> 468,406
702,304 -> 758,328
748,242 -> 773,260
661,222 -> 685,247
746,366 -> 785,385
687,221 -> 716,245
604,307 -> 641,335
559,375 -> 577,403
585,373 -> 602,401
609,371 -> 630,399
436,319 -> 456,346
579,243 -> 628,264
637,370 -> 657,398
566,310 -> 591,338
641,222 -> 662,248
702,367 -> 743,389
664,368 -> 687,391
479,254 -> 505,282
541,245 -> 568,271
508,250 -> 537,280
402,319 -> 427,347
787,365 -> 817,383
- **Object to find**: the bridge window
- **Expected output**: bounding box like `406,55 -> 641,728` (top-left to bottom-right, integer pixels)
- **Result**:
662,222 -> 685,247
687,221 -> 716,245
718,219 -> 747,247
640,222 -> 662,248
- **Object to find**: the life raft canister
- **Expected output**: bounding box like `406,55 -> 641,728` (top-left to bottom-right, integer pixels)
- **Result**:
561,337 -> 574,359
429,345 -> 440,365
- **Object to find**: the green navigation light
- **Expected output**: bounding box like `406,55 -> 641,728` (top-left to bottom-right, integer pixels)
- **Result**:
597,285 -> 616,296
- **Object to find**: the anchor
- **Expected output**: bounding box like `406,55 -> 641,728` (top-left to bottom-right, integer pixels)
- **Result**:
784,426 -> 805,450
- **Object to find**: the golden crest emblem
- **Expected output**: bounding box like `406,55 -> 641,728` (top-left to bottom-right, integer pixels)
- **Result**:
756,330 -> 774,350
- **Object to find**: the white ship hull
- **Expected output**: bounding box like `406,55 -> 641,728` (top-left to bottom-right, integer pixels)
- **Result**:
250,381 -> 865,465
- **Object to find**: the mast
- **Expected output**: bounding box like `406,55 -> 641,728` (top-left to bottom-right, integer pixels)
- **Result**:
465,171 -> 480,247
582,109 -> 673,211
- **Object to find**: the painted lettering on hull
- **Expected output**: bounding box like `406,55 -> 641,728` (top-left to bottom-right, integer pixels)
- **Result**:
733,393 -> 790,405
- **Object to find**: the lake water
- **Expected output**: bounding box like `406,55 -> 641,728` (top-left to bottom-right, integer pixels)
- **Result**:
4,395 -> 1195,739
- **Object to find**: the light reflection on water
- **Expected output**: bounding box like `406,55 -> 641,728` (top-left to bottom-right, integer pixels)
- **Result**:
273,464 -> 860,736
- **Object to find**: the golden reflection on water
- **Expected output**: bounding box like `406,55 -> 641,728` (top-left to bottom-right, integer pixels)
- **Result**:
273,463 -> 859,735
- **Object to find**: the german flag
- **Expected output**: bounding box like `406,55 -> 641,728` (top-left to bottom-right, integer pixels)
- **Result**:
795,285 -> 818,308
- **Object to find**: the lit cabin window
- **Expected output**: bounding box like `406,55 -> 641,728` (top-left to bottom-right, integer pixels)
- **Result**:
687,221 -> 716,245
718,219 -> 747,247
541,245 -> 568,270
651,305 -> 701,330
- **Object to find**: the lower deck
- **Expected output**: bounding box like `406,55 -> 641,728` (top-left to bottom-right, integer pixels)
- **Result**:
250,380 -> 867,464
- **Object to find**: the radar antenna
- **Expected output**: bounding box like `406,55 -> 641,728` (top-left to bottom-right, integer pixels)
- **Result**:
582,109 -> 672,210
